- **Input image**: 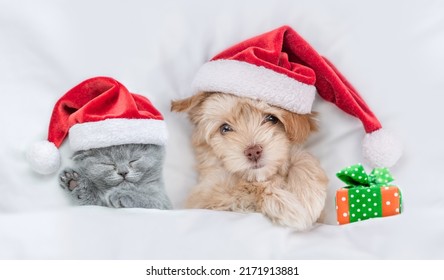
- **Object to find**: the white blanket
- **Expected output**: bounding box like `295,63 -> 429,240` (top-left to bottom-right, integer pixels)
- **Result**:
1,0 -> 443,259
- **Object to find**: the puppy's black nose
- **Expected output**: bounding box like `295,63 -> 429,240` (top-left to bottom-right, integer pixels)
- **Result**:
244,145 -> 263,162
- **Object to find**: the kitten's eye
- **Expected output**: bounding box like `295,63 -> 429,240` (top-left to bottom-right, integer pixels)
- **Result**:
129,159 -> 139,167
263,114 -> 279,124
219,123 -> 233,135
101,163 -> 116,169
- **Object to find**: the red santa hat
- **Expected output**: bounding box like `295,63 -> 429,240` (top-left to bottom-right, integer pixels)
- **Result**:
192,25 -> 402,167
27,76 -> 167,175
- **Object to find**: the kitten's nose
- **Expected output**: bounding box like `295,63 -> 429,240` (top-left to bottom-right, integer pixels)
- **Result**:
244,144 -> 263,162
118,171 -> 128,178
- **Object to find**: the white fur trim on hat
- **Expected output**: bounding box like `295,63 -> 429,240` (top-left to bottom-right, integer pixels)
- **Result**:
362,129 -> 403,168
192,60 -> 316,114
26,140 -> 61,175
69,118 -> 167,152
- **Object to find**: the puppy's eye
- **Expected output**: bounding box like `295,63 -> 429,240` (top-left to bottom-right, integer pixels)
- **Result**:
264,114 -> 279,124
219,123 -> 233,135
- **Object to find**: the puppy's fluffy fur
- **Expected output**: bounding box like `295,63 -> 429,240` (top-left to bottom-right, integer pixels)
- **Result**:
172,92 -> 328,230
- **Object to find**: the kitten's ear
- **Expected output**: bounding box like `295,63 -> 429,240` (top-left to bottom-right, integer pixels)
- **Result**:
72,150 -> 92,161
171,92 -> 210,113
279,111 -> 318,143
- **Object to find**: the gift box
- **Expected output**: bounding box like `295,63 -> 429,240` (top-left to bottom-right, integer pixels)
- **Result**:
335,164 -> 402,225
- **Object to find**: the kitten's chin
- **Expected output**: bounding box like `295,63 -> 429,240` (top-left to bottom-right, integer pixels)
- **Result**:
107,179 -> 132,187
118,180 -> 138,187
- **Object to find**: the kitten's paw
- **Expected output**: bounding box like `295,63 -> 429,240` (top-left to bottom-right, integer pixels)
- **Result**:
59,169 -> 80,191
107,192 -> 169,209
108,193 -> 135,208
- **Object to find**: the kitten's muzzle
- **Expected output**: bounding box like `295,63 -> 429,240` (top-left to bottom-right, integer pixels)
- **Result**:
118,171 -> 128,178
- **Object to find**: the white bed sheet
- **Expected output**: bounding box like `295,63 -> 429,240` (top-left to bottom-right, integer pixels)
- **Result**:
1,0 -> 443,259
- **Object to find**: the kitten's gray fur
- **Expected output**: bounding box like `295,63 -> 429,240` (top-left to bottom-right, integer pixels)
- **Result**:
59,144 -> 172,209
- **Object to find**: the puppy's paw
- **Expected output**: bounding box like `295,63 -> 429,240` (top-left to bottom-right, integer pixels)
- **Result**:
260,186 -> 313,231
59,168 -> 80,191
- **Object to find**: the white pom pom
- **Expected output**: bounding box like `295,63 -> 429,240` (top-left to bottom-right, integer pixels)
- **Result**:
362,129 -> 403,168
26,141 -> 61,175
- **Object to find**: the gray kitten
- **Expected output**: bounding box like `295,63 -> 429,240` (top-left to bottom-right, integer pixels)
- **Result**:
59,144 -> 172,209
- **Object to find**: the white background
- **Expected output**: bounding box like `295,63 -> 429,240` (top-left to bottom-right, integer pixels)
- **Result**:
0,0 -> 443,259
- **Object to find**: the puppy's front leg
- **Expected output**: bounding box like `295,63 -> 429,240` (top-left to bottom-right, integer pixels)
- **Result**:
259,182 -> 313,231
259,148 -> 328,230
285,149 -> 329,224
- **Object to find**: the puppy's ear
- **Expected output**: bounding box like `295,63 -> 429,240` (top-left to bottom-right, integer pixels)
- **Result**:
280,111 -> 318,143
171,92 -> 210,113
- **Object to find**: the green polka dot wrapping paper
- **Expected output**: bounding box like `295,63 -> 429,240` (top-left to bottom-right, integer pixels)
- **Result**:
335,164 -> 402,225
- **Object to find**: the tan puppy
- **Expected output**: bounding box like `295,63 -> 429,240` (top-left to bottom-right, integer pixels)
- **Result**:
171,92 -> 328,230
